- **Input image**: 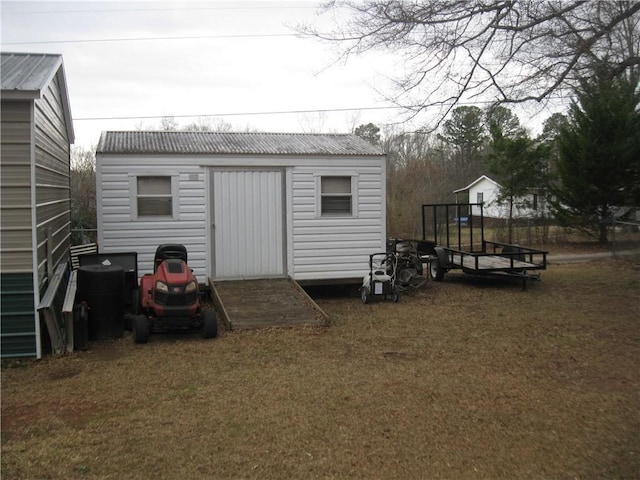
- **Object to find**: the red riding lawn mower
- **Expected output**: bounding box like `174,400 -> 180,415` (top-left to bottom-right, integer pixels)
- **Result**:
132,244 -> 217,344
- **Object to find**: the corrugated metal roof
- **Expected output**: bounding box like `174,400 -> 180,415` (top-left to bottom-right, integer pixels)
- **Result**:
1,52 -> 62,97
97,131 -> 384,156
1,52 -> 74,143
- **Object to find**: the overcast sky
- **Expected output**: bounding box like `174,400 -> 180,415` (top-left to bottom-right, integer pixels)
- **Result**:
1,0 -> 559,149
2,0 -> 409,148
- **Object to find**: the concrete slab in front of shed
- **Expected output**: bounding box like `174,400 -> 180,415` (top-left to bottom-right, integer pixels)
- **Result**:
210,278 -> 328,330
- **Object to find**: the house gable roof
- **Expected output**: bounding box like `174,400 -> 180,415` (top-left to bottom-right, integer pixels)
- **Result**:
453,174 -> 501,193
1,52 -> 74,143
96,131 -> 384,156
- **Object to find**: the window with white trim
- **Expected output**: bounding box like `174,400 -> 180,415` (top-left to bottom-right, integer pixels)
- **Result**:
321,176 -> 352,216
136,176 -> 173,217
477,192 -> 484,204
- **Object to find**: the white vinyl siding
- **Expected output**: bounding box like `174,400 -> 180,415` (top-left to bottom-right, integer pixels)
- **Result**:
469,178 -> 501,218
98,162 -> 207,280
97,153 -> 386,283
293,163 -> 384,282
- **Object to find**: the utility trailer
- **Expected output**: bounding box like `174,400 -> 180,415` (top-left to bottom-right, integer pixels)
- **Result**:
422,203 -> 548,288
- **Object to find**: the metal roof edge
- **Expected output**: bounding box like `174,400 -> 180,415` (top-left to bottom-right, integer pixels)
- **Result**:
55,59 -> 75,144
453,174 -> 501,193
0,52 -> 74,143
1,90 -> 40,100
96,131 -> 385,156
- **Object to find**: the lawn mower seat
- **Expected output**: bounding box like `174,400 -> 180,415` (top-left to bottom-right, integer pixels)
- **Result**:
154,244 -> 188,272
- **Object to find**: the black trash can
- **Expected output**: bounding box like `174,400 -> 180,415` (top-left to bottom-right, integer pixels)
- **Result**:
77,265 -> 125,341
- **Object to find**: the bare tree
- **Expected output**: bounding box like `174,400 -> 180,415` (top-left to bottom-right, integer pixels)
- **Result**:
383,128 -> 458,237
160,115 -> 179,131
297,111 -> 329,133
70,146 -> 96,244
183,117 -> 233,132
300,1 -> 640,125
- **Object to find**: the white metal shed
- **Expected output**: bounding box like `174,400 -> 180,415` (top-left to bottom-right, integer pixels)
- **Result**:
95,131 -> 386,284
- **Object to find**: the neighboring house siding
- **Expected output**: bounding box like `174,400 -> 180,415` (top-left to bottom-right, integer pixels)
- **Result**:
469,179 -> 502,218
0,100 -> 33,273
460,175 -> 545,220
34,74 -> 71,287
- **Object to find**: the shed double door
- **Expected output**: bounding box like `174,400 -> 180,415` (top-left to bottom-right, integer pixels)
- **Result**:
211,169 -> 285,279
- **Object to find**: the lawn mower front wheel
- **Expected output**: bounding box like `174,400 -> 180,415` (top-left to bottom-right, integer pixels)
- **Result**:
202,310 -> 218,339
133,315 -> 149,344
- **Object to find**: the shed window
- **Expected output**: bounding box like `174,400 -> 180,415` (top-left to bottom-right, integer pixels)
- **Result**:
476,192 -> 484,204
321,176 -> 352,216
137,176 -> 172,216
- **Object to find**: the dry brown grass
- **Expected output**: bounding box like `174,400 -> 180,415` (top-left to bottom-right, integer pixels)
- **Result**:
2,258 -> 639,479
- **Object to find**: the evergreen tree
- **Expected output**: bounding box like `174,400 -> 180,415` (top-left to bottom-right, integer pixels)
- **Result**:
438,106 -> 487,184
538,113 -> 570,175
354,123 -> 381,145
485,106 -> 525,139
551,72 -> 640,243
440,106 -> 486,156
486,113 -> 549,243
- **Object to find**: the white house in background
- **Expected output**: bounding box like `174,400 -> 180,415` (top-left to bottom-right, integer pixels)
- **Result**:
95,131 -> 386,285
453,175 -> 544,219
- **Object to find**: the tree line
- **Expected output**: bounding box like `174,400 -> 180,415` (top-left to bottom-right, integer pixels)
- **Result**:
71,69 -> 639,247
357,69 -> 639,244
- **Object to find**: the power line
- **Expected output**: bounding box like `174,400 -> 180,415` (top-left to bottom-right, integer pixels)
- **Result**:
73,100 -> 566,123
74,106 -> 402,122
3,5 -> 316,16
2,33 -> 298,46
73,106 -> 403,122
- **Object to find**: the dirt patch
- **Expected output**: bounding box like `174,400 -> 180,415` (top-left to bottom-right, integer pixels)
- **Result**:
46,365 -> 84,381
2,398 -> 108,435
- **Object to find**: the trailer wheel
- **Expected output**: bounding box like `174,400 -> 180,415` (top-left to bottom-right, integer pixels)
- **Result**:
429,259 -> 445,281
361,286 -> 370,304
133,315 -> 149,344
202,310 -> 218,339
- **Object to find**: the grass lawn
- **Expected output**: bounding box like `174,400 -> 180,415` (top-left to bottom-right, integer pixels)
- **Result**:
2,257 -> 639,479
